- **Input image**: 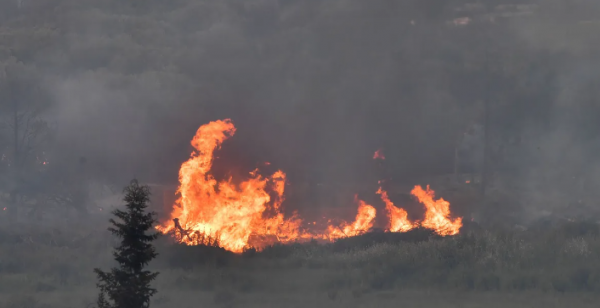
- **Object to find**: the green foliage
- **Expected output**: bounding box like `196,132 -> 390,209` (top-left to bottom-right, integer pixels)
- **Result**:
94,180 -> 159,308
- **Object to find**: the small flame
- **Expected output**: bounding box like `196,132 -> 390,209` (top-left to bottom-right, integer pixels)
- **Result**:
327,197 -> 376,240
373,149 -> 385,160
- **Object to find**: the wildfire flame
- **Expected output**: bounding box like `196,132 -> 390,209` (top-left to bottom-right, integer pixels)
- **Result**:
377,187 -> 414,232
373,149 -> 385,160
156,119 -> 304,252
157,119 -> 462,252
327,197 -> 377,240
411,185 -> 462,236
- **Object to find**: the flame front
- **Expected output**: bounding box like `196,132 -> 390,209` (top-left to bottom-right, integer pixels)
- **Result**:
327,198 -> 377,240
377,187 -> 414,232
411,185 -> 463,236
158,119 -> 463,252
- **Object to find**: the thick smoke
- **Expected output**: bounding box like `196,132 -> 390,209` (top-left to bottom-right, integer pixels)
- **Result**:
2,0 -> 598,223
49,1 -> 468,183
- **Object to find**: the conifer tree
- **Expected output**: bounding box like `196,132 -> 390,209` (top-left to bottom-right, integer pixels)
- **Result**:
94,180 -> 160,308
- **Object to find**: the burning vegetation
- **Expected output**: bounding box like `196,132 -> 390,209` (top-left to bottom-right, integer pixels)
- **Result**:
157,119 -> 462,252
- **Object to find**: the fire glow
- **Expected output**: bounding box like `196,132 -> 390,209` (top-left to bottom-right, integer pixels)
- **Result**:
157,119 -> 462,253
373,149 -> 385,160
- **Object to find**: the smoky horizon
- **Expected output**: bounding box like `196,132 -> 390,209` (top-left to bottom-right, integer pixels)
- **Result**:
0,0 -> 599,227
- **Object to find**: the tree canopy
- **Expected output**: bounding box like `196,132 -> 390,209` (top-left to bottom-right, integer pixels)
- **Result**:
94,179 -> 159,308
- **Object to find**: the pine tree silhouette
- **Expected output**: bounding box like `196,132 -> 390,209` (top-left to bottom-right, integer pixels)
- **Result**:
94,179 -> 160,308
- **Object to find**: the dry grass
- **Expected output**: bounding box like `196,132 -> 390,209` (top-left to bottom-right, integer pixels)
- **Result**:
1,221 -> 600,307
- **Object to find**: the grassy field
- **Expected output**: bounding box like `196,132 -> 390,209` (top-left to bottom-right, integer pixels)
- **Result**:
2,220 -> 600,308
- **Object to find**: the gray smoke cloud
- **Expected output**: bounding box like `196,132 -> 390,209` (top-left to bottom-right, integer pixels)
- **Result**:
4,0 -> 595,221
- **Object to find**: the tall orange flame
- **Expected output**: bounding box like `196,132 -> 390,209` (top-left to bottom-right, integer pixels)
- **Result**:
156,119 -> 303,252
376,187 -> 414,232
411,185 -> 462,236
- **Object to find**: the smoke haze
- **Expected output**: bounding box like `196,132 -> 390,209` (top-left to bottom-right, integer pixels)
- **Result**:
5,2 -> 600,307
1,0 -> 599,222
